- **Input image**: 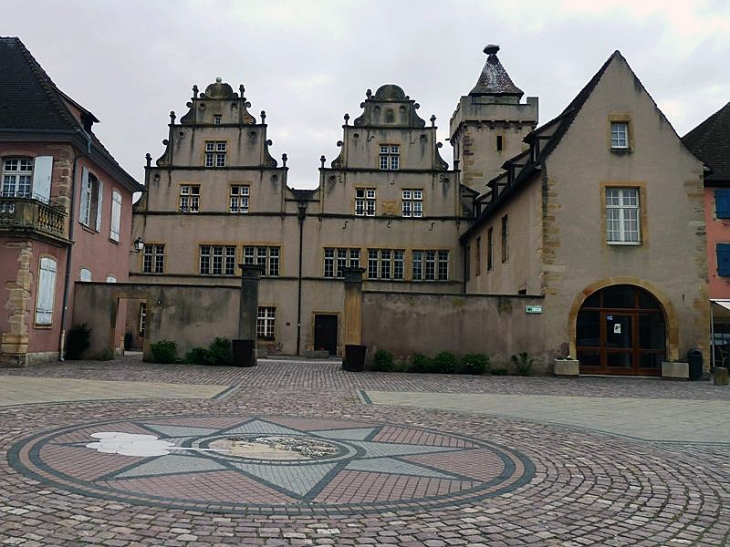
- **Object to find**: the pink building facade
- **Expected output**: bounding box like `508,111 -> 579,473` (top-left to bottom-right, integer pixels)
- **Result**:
0,37 -> 141,366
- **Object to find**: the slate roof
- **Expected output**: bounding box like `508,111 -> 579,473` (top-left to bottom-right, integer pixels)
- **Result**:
470,45 -> 523,97
461,51 -> 622,241
0,37 -> 82,132
0,37 -> 141,191
682,102 -> 730,183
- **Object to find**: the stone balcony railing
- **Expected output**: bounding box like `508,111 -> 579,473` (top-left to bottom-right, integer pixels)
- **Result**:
0,196 -> 68,242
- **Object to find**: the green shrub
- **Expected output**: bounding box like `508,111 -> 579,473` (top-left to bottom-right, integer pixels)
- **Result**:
392,359 -> 411,373
208,337 -> 232,366
65,323 -> 91,360
371,349 -> 394,372
491,367 -> 509,376
432,351 -> 459,374
186,338 -> 232,366
150,340 -> 178,364
186,346 -> 210,364
461,353 -> 489,375
511,352 -> 534,376
410,353 -> 433,373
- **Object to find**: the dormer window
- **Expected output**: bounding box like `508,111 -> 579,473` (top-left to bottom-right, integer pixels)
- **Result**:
213,115 -> 222,125
379,145 -> 399,170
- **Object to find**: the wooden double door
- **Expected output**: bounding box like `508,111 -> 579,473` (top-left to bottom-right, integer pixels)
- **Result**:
576,285 -> 666,376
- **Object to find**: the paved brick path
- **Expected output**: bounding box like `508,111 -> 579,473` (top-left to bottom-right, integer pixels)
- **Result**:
1,355 -> 729,545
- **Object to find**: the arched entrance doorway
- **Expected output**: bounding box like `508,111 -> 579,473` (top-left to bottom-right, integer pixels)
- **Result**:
576,285 -> 666,376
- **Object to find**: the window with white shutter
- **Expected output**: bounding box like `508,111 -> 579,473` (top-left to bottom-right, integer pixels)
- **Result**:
110,190 -> 121,241
32,156 -> 53,203
95,179 -> 103,231
79,169 -> 101,230
35,257 -> 57,325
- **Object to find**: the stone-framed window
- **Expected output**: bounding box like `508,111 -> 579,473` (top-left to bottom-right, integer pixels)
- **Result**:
606,187 -> 641,244
257,306 -> 276,340
401,189 -> 423,217
355,188 -> 376,216
379,144 -> 399,170
324,248 -> 360,278
412,250 -> 449,281
205,141 -> 227,167
143,244 -> 165,273
367,249 -> 404,280
179,185 -> 200,213
230,185 -> 250,213
243,246 -> 280,276
199,245 -> 236,275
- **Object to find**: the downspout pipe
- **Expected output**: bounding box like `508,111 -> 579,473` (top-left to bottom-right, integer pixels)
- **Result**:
58,132 -> 91,360
296,202 -> 307,356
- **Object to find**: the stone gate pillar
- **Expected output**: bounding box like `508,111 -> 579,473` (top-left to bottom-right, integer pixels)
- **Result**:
236,264 -> 263,366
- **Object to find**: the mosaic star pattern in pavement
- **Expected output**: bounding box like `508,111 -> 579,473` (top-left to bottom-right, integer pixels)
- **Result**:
9,415 -> 533,515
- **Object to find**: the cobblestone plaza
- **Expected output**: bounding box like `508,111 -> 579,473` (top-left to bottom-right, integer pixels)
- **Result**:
1,356 -> 729,545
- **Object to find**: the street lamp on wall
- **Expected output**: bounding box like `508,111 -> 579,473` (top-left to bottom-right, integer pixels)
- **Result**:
133,236 -> 145,253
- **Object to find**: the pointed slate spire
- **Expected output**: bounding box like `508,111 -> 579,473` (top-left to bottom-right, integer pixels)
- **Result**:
469,45 -> 523,98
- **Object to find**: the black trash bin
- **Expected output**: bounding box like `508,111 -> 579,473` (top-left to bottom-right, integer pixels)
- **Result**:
687,348 -> 703,381
344,344 -> 367,372
232,339 -> 256,367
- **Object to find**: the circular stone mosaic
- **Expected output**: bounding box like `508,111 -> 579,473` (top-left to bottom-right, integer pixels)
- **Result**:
8,415 -> 534,514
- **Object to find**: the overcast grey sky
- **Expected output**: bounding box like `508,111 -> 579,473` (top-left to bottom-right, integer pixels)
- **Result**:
6,0 -> 730,188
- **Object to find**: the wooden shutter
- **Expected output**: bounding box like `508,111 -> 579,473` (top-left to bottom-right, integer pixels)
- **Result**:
32,156 -> 53,203
715,189 -> 730,219
95,179 -> 103,231
35,257 -> 57,325
110,190 -> 121,241
717,244 -> 730,276
79,167 -> 90,225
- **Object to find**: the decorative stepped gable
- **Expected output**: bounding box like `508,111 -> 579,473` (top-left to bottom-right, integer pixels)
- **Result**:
156,77 -> 278,168
352,84 -> 426,128
330,84 -> 449,171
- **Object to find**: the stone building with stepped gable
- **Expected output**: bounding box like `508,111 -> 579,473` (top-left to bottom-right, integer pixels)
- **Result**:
123,46 -> 709,373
